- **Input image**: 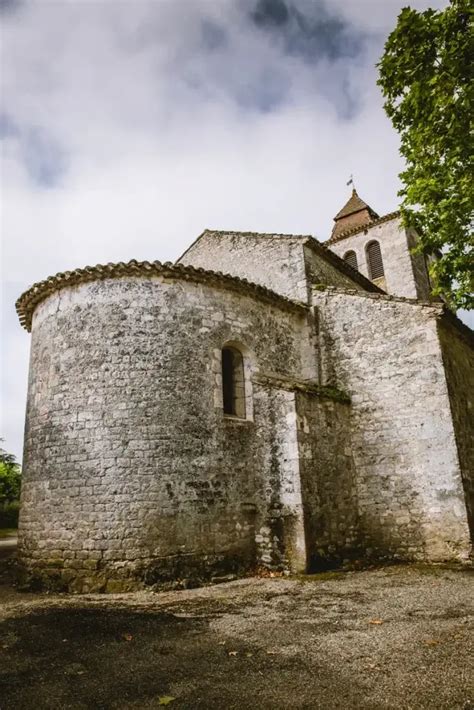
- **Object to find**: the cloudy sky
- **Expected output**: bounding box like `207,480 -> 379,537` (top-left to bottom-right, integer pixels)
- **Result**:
1,0 -> 462,459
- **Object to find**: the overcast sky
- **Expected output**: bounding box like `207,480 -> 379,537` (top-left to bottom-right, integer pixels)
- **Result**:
2,0 -> 467,460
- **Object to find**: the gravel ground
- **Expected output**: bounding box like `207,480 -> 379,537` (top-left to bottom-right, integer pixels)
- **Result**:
0,537 -> 17,560
0,565 -> 472,710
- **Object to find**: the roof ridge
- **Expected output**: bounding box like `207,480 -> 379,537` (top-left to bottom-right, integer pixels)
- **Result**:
175,229 -> 315,264
203,228 -> 314,239
16,259 -> 307,332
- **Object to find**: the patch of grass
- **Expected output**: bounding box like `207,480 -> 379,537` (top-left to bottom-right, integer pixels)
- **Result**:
0,528 -> 17,539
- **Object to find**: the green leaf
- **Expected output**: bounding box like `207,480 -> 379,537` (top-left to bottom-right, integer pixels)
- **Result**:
377,0 -> 474,309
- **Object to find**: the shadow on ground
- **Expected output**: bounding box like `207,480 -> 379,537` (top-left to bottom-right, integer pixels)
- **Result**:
0,566 -> 473,709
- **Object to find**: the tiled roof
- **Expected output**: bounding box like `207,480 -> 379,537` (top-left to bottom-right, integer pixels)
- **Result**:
16,260 -> 307,332
334,189 -> 379,221
327,211 -> 400,244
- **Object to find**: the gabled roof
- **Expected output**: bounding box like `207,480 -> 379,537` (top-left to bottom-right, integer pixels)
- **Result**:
334,189 -> 379,221
177,229 -> 383,295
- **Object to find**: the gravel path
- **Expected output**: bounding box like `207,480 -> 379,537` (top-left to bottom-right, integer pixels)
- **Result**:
0,565 -> 472,709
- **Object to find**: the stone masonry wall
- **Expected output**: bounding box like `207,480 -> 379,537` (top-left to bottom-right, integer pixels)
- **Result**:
328,217 -> 431,300
179,232 -> 309,302
302,244 -> 365,292
295,393 -> 359,569
312,288 -> 472,562
179,231 -> 372,305
406,229 -> 432,301
437,319 -> 474,545
19,275 -> 312,592
252,385 -> 307,573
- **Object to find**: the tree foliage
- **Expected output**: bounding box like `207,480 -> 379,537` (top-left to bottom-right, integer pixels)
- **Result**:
0,442 -> 21,504
377,0 -> 473,309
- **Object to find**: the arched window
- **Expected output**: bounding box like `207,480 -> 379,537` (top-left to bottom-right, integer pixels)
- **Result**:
222,346 -> 246,418
366,240 -> 384,280
343,250 -> 358,271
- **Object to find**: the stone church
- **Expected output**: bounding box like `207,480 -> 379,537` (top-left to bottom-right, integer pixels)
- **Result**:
16,190 -> 473,592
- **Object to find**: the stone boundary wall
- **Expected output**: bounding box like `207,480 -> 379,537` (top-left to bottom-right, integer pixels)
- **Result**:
312,287 -> 472,562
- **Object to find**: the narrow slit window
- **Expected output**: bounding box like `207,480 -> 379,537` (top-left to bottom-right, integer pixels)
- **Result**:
222,346 -> 246,418
366,240 -> 384,280
343,250 -> 358,271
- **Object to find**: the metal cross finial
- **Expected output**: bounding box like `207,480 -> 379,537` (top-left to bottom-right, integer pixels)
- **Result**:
346,174 -> 356,192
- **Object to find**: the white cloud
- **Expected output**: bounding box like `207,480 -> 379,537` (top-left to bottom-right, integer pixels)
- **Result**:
0,0 -> 460,460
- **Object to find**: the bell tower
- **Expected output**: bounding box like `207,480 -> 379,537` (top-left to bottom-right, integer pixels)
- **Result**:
331,188 -> 379,240
327,189 -> 433,301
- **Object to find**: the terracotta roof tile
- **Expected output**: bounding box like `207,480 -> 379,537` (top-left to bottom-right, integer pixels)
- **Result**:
327,211 -> 400,244
16,260 -> 307,332
334,189 -> 379,221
